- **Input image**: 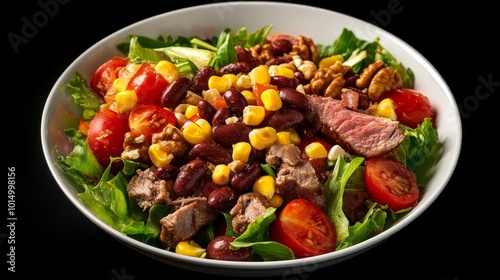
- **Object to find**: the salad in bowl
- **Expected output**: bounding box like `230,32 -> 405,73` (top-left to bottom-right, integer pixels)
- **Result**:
41,2 -> 460,276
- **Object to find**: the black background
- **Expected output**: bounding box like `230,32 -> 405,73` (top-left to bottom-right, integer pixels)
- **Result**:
4,0 -> 497,279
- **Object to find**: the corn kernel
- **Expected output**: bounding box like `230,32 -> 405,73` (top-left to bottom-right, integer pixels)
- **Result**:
253,175 -> 275,200
236,75 -> 253,90
111,90 -> 137,113
212,164 -> 231,185
242,105 -> 266,126
249,127 -> 277,150
241,89 -> 256,105
175,240 -> 206,258
285,128 -> 301,145
208,75 -> 232,93
232,142 -> 252,163
269,194 -> 283,208
222,73 -> 237,88
318,55 -> 344,69
184,104 -> 199,119
305,142 -> 328,159
155,60 -> 179,83
260,89 -> 282,111
248,65 -> 270,85
148,143 -> 173,167
377,98 -> 397,120
195,118 -> 212,142
268,65 -> 295,79
112,78 -> 126,92
182,122 -> 207,145
276,131 -> 292,145
327,144 -> 347,161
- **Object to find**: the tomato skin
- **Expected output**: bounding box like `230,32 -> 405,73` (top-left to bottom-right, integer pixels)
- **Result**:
91,56 -> 129,97
364,157 -> 419,211
126,63 -> 169,106
270,198 -> 336,258
128,104 -> 177,141
87,109 -> 129,167
381,88 -> 434,129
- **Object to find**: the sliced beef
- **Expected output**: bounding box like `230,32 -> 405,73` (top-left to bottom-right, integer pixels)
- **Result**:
305,94 -> 404,158
266,144 -> 326,210
230,193 -> 269,234
159,196 -> 219,248
127,166 -> 171,210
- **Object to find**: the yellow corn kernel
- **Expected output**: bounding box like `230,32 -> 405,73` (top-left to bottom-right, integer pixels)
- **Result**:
195,118 -> 212,142
249,127 -> 277,150
318,55 -> 344,69
208,75 -> 232,93
305,142 -> 328,159
276,131 -> 292,145
155,60 -> 179,83
253,175 -> 275,200
236,75 -> 253,91
112,90 -> 137,113
112,78 -> 126,92
269,194 -> 283,208
260,88 -> 282,111
377,98 -> 397,121
148,143 -> 173,167
268,65 -> 295,79
212,164 -> 231,185
242,105 -> 266,126
241,89 -> 256,105
222,73 -> 237,88
184,105 -> 199,119
182,122 -> 207,145
327,144 -> 347,161
175,240 -> 206,258
285,128 -> 301,145
248,65 -> 270,85
232,142 -> 252,163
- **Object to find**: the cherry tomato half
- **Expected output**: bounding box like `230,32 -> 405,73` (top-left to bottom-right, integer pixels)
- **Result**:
364,157 -> 419,211
87,109 -> 129,167
126,63 -> 169,106
270,198 -> 336,258
381,88 -> 434,129
128,104 -> 177,141
90,56 -> 129,97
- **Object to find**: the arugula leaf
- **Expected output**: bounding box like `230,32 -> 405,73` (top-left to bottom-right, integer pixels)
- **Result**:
63,72 -> 101,120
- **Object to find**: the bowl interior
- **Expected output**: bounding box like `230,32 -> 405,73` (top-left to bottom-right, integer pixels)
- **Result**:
41,1 -> 461,277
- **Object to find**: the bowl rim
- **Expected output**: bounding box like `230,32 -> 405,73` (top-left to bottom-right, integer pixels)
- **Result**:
41,1 -> 462,276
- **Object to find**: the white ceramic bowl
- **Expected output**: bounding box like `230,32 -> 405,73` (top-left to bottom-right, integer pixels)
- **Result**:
41,1 -> 461,277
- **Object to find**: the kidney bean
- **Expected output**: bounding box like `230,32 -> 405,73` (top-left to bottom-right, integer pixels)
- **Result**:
211,106 -> 232,127
234,46 -> 259,68
187,142 -> 233,164
345,74 -> 359,87
271,38 -> 293,56
155,164 -> 179,181
223,89 -> 248,116
212,123 -> 251,147
218,61 -> 251,76
197,99 -> 216,123
294,71 -> 308,85
260,109 -> 305,132
173,158 -> 207,197
206,235 -> 250,261
270,75 -> 299,89
278,87 -> 308,109
265,56 -> 290,66
191,66 -> 217,93
194,179 -> 222,198
161,77 -> 191,109
230,161 -> 263,192
207,186 -> 239,210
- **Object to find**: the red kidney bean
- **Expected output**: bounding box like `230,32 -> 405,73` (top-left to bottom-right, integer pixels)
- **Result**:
345,74 -> 359,87
234,45 -> 259,68
270,75 -> 299,89
191,66 -> 217,93
185,142 -> 233,164
271,38 -> 293,56
211,106 -> 232,127
223,89 -> 248,116
173,158 -> 207,197
218,61 -> 251,76
212,123 -> 251,147
155,164 -> 180,181
265,56 -> 290,66
294,71 -> 308,85
161,77 -> 191,109
194,179 -> 222,198
207,186 -> 239,210
230,161 -> 263,192
278,87 -> 308,109
260,109 -> 305,132
197,99 -> 216,123
206,235 -> 250,261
